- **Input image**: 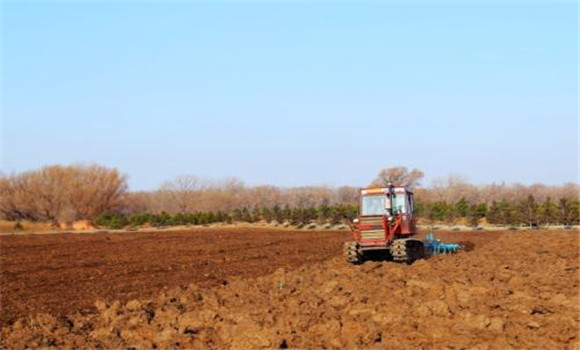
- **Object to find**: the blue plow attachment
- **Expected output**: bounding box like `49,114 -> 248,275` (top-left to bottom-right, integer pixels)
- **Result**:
424,233 -> 462,255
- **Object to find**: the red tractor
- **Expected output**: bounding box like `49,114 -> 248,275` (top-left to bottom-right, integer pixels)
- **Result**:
344,183 -> 425,264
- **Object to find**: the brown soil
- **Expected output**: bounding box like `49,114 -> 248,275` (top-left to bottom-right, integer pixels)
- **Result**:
1,228 -> 578,350
0,227 -> 348,325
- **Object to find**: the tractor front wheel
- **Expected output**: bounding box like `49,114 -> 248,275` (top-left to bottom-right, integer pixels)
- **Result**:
344,241 -> 363,264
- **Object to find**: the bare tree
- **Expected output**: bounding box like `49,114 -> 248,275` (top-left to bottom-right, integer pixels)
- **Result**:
336,186 -> 359,205
68,164 -> 128,219
29,166 -> 72,223
0,164 -> 127,224
0,174 -> 35,221
285,187 -> 334,208
123,192 -> 155,215
159,175 -> 207,213
247,186 -> 282,208
371,167 -> 424,188
431,175 -> 476,203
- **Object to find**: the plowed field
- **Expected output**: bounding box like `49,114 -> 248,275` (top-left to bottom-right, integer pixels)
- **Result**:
0,228 -> 349,325
1,228 -> 578,349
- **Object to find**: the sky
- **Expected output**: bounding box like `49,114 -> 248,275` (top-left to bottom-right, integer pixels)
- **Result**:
2,1 -> 578,190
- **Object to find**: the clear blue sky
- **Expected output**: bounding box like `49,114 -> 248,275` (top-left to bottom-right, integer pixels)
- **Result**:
2,1 -> 578,190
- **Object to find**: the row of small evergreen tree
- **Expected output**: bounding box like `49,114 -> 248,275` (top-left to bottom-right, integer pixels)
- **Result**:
94,195 -> 579,229
417,196 -> 579,226
95,205 -> 359,229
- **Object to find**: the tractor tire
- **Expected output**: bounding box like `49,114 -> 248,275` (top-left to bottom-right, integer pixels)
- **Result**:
344,242 -> 363,264
390,239 -> 425,264
390,239 -> 408,262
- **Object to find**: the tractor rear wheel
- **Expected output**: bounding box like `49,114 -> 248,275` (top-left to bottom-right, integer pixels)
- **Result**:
344,242 -> 363,264
390,239 -> 425,264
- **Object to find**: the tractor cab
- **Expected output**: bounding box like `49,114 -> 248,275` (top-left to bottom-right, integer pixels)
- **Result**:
360,187 -> 414,218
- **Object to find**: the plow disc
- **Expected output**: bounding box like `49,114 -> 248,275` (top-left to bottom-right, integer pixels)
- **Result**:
423,233 -> 463,255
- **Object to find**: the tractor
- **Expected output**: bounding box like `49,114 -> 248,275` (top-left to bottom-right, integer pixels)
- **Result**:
344,183 -> 425,264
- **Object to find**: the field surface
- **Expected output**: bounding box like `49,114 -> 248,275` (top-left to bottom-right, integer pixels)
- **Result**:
0,227 -> 348,324
1,228 -> 578,349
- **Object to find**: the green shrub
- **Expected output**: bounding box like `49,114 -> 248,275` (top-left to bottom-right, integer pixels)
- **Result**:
94,215 -> 127,229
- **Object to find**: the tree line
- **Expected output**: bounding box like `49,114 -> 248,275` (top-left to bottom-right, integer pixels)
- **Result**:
95,195 -> 578,230
95,204 -> 359,229
416,195 -> 579,227
0,164 -> 578,228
